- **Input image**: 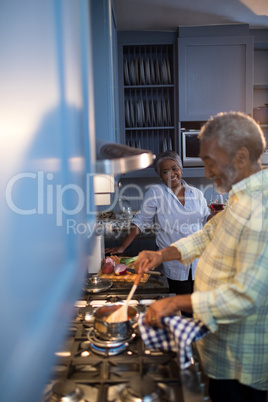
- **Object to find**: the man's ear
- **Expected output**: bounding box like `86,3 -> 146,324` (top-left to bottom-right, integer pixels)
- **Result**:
234,147 -> 250,168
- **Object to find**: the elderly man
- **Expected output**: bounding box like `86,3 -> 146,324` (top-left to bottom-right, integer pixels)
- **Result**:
134,112 -> 268,402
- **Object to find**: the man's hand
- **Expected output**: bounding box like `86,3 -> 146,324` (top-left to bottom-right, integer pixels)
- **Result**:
134,250 -> 163,274
144,295 -> 193,328
134,246 -> 182,274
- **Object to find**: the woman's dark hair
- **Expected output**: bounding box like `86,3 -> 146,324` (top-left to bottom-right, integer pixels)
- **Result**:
153,150 -> 183,176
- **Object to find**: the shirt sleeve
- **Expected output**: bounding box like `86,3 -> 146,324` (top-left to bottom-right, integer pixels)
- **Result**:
192,208 -> 268,332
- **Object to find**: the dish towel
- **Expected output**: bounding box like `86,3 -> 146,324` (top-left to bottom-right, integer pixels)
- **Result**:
138,313 -> 209,369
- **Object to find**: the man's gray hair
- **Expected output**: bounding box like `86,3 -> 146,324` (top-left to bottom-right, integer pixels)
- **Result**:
153,150 -> 183,176
199,111 -> 266,162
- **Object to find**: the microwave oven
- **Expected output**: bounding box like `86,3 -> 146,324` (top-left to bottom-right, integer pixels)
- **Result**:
181,130 -> 204,167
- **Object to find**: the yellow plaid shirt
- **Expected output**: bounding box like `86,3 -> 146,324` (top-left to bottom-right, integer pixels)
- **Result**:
172,169 -> 268,390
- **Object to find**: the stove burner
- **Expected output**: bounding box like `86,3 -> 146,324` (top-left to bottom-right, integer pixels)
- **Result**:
87,328 -> 136,356
77,306 -> 95,322
106,295 -> 123,303
50,380 -> 85,402
87,327 -> 136,348
119,375 -> 165,402
90,341 -> 128,356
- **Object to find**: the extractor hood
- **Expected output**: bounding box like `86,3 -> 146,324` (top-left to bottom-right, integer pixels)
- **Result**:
95,141 -> 155,174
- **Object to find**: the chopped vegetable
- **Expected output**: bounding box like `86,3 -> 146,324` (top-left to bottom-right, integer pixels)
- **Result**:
120,256 -> 138,265
114,263 -> 127,275
101,262 -> 114,274
104,257 -> 116,266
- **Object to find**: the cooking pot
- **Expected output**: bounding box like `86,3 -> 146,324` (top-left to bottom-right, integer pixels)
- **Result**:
93,303 -> 138,341
253,104 -> 268,124
83,275 -> 112,293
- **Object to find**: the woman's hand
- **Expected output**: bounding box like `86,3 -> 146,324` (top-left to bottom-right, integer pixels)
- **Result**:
105,246 -> 125,255
144,295 -> 193,328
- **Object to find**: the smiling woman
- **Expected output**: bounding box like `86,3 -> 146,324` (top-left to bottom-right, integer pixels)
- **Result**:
106,151 -> 210,313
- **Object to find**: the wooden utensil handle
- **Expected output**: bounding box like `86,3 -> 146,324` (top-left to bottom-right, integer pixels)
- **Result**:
134,272 -> 143,286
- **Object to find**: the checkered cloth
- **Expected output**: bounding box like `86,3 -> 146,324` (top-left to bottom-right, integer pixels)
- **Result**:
138,313 -> 209,369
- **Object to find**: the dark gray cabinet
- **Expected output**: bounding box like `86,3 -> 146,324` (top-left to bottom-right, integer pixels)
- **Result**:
178,35 -> 254,121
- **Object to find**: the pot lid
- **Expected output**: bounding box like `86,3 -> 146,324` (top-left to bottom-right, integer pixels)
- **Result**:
83,275 -> 112,293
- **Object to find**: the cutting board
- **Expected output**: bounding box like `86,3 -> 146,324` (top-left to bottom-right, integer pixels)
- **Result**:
99,262 -> 149,283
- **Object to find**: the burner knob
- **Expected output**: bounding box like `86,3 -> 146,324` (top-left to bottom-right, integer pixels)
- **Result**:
50,380 -> 85,402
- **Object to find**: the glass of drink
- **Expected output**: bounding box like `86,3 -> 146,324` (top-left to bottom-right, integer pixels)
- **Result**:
210,194 -> 224,212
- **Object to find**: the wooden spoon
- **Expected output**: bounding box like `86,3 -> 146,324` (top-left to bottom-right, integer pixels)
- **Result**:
106,273 -> 143,323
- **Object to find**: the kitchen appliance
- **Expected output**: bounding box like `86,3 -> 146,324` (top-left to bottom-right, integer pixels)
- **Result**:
260,125 -> 268,165
253,104 -> 268,125
88,229 -> 105,274
95,141 -> 154,174
41,289 -> 208,402
261,150 -> 268,165
181,130 -> 204,167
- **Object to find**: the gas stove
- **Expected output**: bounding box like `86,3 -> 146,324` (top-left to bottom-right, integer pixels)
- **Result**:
41,293 -> 207,402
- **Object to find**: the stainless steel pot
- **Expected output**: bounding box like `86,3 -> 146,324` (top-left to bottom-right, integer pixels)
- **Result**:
93,303 -> 138,341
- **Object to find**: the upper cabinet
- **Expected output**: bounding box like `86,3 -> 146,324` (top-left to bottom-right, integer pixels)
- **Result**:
178,27 -> 254,121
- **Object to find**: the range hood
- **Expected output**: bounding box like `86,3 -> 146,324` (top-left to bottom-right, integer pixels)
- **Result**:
95,141 -> 155,174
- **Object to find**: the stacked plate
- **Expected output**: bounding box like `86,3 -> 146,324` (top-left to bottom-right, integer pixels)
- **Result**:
124,59 -> 130,85
129,60 -> 136,85
125,99 -> 135,127
125,99 -> 130,127
136,98 -> 145,127
162,137 -> 173,152
125,97 -> 171,128
140,59 -> 146,85
124,57 -> 172,86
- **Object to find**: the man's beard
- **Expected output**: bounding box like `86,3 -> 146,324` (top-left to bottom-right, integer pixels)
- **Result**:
214,165 -> 238,194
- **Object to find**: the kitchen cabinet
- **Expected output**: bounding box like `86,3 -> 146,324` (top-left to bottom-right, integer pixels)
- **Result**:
252,29 -> 268,164
90,0 -> 120,143
117,31 -> 178,158
117,26 -> 265,179
252,29 -> 268,110
178,33 -> 254,121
